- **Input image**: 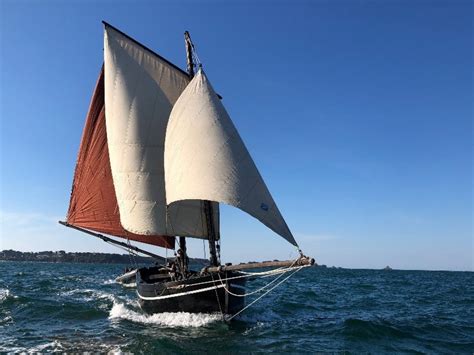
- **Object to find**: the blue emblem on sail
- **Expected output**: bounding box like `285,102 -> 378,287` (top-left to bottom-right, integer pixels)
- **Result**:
260,203 -> 269,211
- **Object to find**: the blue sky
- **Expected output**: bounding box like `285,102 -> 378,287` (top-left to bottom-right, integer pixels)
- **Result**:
0,0 -> 472,271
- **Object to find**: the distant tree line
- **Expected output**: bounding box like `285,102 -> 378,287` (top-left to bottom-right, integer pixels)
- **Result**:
0,249 -> 161,264
0,249 -> 209,266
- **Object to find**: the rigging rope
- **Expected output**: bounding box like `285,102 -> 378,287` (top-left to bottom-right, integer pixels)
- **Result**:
105,240 -> 140,257
217,258 -> 299,298
225,265 -> 304,322
164,264 -> 309,290
238,266 -> 289,276
126,239 -> 138,269
210,272 -> 225,321
218,268 -> 300,298
191,43 -> 202,68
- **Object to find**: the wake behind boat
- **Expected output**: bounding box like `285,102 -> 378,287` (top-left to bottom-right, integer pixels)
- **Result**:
60,21 -> 314,318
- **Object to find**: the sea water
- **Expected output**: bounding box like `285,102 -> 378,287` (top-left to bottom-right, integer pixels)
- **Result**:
0,261 -> 472,353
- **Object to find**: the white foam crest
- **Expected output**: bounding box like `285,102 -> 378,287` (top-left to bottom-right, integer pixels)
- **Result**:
119,282 -> 137,288
28,340 -> 63,352
103,279 -> 115,285
2,315 -> 13,323
0,288 -> 10,301
60,288 -> 97,296
60,288 -> 117,303
0,288 -> 17,302
94,290 -> 117,303
109,302 -> 222,328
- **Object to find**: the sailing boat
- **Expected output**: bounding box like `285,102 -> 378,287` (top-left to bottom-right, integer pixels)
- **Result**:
60,22 -> 314,317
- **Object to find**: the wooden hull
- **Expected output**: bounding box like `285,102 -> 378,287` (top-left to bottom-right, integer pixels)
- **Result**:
136,267 -> 246,315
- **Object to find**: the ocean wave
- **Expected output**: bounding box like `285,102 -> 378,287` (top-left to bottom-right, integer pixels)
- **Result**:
108,301 -> 222,327
2,315 -> 13,322
343,318 -> 411,339
0,288 -> 10,302
28,340 -> 64,352
0,288 -> 18,303
60,288 -> 117,303
237,308 -> 281,323
2,261 -> 472,353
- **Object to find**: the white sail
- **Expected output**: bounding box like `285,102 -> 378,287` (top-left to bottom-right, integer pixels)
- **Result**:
103,25 -> 218,238
165,70 -> 297,246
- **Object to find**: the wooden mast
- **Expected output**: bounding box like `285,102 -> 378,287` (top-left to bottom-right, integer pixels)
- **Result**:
184,31 -> 220,267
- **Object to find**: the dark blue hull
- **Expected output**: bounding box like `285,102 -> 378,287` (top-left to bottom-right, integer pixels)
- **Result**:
137,268 -> 246,315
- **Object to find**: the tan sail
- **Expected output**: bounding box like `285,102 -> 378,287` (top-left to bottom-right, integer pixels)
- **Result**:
165,70 -> 297,246
66,67 -> 174,249
103,25 -> 218,238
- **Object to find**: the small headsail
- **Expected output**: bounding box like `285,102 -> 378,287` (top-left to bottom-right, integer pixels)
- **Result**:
66,67 -> 174,249
165,70 -> 297,246
103,24 -> 218,238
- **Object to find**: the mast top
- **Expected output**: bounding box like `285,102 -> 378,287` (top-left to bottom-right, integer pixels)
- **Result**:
184,31 -> 195,78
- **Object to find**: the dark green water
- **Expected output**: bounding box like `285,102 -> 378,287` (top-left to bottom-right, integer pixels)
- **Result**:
0,261 -> 472,353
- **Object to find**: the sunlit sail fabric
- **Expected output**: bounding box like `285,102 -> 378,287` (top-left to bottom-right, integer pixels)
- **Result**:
165,70 -> 297,246
66,67 -> 174,249
103,25 -> 218,238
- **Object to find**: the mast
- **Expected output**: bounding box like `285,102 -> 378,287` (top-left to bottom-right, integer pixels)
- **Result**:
184,31 -> 220,267
184,31 -> 194,78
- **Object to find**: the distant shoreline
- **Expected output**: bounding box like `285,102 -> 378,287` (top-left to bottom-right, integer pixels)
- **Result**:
0,249 -> 207,265
1,250 -> 470,272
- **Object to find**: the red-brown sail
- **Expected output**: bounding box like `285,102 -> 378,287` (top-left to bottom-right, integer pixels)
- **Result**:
66,66 -> 174,249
